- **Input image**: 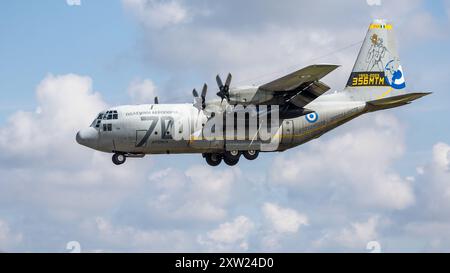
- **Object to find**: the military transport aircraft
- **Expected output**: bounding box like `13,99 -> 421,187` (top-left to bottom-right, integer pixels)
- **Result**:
76,19 -> 430,166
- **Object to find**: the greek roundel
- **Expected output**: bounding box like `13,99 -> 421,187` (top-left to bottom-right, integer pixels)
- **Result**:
306,112 -> 319,123
385,60 -> 406,90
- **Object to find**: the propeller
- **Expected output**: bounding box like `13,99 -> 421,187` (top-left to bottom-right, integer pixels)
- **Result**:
216,73 -> 232,102
154,96 -> 159,104
193,84 -> 208,111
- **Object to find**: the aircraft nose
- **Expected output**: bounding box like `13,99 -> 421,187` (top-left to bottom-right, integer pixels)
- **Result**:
76,127 -> 98,148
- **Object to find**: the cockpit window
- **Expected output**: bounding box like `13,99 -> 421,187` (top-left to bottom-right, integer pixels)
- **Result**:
103,110 -> 119,120
90,111 -> 119,128
90,112 -> 110,128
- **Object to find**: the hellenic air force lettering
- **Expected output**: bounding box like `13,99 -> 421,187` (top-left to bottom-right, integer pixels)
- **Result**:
76,19 -> 430,167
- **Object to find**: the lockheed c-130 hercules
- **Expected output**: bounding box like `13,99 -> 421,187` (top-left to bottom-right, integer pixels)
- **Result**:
76,19 -> 430,167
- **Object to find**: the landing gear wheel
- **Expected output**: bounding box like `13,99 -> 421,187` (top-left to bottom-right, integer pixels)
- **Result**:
205,153 -> 222,167
224,150 -> 241,162
112,153 -> 126,165
223,156 -> 239,166
243,150 -> 259,161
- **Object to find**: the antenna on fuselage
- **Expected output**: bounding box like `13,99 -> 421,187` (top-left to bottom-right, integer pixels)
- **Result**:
154,97 -> 159,104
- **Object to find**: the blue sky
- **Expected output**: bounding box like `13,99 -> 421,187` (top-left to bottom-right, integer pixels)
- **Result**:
0,1 -> 139,115
0,0 -> 450,252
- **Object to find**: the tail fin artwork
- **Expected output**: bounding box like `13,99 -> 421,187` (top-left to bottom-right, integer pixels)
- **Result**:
344,19 -> 428,103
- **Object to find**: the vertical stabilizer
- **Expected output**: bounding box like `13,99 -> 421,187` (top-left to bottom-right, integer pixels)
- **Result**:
345,19 -> 407,101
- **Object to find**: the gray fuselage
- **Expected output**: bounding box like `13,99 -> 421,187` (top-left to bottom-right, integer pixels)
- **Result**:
76,92 -> 367,155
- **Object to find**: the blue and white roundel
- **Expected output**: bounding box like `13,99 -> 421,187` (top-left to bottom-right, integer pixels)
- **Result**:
306,112 -> 319,123
385,60 -> 406,90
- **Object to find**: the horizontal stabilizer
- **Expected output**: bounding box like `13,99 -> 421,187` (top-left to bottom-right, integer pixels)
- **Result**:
366,92 -> 431,111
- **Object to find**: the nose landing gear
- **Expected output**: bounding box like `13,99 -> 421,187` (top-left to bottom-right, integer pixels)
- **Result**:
112,152 -> 145,165
112,153 -> 126,165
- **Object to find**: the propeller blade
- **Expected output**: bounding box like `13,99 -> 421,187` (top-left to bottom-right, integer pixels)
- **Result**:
193,88 -> 204,111
216,75 -> 224,90
201,84 -> 207,109
201,84 -> 207,98
225,73 -> 232,88
216,73 -> 232,102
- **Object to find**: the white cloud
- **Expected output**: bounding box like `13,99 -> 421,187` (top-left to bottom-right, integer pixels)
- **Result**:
262,203 -> 308,234
432,142 -> 450,171
261,203 -> 309,250
0,219 -> 23,250
1,0 -> 448,253
315,216 -> 381,249
416,166 -> 425,175
369,0 -> 446,41
366,0 -> 381,6
127,78 -> 158,104
138,25 -> 357,90
89,217 -> 190,251
0,74 -> 149,225
122,0 -> 189,29
0,74 -> 106,159
145,165 -> 240,222
411,142 -> 450,216
270,113 -> 415,210
402,221 -> 450,251
122,0 -> 442,98
66,0 -> 81,6
198,216 -> 255,251
371,142 -> 450,251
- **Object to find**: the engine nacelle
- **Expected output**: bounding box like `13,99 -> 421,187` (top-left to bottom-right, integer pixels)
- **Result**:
228,86 -> 273,105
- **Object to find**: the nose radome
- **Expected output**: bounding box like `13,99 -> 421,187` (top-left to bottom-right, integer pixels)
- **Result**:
76,131 -> 82,144
76,127 -> 98,147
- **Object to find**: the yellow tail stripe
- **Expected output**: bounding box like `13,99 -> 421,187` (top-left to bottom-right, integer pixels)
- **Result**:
377,87 -> 393,100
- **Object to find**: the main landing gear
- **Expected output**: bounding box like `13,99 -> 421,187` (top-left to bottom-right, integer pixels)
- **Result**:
203,150 -> 260,167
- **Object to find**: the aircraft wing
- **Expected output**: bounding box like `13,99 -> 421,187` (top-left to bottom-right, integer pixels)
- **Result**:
259,64 -> 339,92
